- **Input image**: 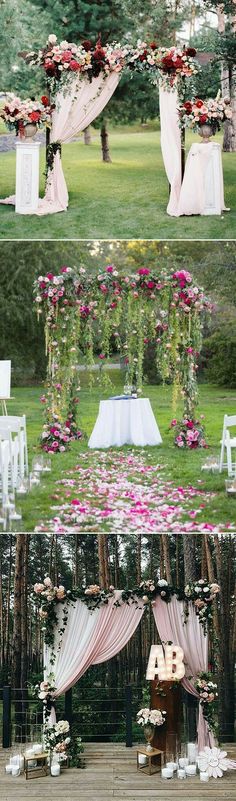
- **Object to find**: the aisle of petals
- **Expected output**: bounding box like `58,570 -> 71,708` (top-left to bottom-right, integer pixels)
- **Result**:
35,451 -> 235,535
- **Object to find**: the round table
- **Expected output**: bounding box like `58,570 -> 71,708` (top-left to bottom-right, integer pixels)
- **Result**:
88,397 -> 162,448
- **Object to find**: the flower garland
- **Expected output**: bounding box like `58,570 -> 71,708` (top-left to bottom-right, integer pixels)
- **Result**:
195,672 -> 218,737
33,265 -> 211,451
25,35 -> 199,98
178,93 -> 232,134
33,576 -> 220,649
0,92 -> 52,135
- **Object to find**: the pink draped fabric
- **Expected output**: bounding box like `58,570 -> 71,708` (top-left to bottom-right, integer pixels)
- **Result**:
44,593 -> 144,698
152,596 -> 215,750
159,84 -> 182,216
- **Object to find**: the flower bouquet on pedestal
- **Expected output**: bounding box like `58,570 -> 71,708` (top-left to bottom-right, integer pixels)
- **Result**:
137,708 -> 166,751
178,93 -> 232,140
0,93 -> 52,138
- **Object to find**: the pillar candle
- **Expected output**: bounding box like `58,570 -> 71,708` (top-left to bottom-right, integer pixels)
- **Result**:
200,771 -> 209,782
161,767 -> 173,779
185,764 -> 197,776
51,763 -> 60,776
177,768 -> 186,779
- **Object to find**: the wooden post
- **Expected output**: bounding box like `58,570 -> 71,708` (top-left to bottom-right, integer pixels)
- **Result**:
150,680 -> 182,758
125,685 -> 132,747
3,686 -> 11,748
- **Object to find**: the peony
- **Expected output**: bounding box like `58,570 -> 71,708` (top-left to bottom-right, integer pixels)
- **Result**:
44,576 -> 52,588
34,582 -> 44,593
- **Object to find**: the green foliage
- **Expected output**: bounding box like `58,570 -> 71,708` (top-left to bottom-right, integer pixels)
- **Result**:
0,0 -> 52,93
204,325 -> 236,388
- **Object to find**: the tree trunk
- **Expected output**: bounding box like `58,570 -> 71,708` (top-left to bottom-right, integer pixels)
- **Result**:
83,126 -> 91,145
100,122 -> 112,163
183,533 -> 196,582
161,534 -> 172,583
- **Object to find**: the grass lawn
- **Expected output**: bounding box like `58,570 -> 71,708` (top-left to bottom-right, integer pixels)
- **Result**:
0,128 -> 235,240
7,378 -> 236,531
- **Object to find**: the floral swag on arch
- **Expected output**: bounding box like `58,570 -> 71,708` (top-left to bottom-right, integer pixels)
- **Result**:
22,35 -> 200,215
34,265 -> 211,453
33,576 -> 220,750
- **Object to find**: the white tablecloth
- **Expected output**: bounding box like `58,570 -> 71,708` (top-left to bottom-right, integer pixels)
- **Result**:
177,142 -> 226,216
88,398 -> 162,448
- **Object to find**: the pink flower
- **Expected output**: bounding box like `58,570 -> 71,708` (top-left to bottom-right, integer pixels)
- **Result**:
137,268 -> 150,276
40,395 -> 46,403
46,272 -> 54,280
98,354 -> 106,360
106,265 -> 114,273
171,419 -> 177,427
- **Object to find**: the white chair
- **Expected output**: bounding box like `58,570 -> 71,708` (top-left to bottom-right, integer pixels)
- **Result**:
219,414 -> 236,476
0,415 -> 28,479
0,434 -> 13,506
0,422 -> 21,489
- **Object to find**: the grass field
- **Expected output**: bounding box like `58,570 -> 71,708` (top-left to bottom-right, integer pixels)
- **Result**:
0,128 -> 235,240
7,378 -> 236,531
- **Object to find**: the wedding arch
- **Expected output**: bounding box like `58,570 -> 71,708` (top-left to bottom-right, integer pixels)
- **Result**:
34,576 -> 219,749
34,265 -> 210,450
24,36 -> 199,215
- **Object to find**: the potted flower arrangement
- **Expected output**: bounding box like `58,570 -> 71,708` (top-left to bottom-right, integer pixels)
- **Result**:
0,93 -> 51,140
137,708 -> 166,750
178,93 -> 232,142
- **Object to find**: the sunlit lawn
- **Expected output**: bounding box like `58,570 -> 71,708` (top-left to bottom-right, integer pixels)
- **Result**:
0,127 -> 235,240
7,377 -> 236,531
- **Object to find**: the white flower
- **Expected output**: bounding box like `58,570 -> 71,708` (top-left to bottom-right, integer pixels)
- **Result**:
48,34 -> 57,45
157,579 -> 168,587
203,586 -> 210,593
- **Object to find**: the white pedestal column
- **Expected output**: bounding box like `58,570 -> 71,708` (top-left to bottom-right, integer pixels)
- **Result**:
15,141 -> 40,214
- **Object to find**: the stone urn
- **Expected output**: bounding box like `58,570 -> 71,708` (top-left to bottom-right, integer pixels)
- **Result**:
23,123 -> 38,141
198,123 -> 214,143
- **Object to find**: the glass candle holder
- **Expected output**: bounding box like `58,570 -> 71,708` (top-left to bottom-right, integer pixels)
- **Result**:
225,478 -> 236,495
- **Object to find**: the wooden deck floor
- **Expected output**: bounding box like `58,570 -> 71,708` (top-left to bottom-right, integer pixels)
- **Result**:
0,743 -> 236,801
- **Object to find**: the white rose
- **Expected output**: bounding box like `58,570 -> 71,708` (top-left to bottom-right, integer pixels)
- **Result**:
48,34 -> 57,45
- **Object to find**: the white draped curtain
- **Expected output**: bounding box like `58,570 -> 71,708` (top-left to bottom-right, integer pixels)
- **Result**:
159,85 -> 182,216
152,596 -> 215,749
36,72 -> 120,215
44,593 -> 144,698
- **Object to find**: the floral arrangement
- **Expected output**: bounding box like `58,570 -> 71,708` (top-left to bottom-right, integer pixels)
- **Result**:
26,34 -> 126,95
34,265 -> 211,450
155,45 -> 199,88
0,93 -> 51,135
40,415 -> 82,453
195,672 -> 218,736
171,417 -> 207,450
179,93 -> 232,134
26,36 -> 199,95
137,708 -> 166,727
185,579 -> 220,632
33,576 -> 220,649
44,719 -> 71,761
